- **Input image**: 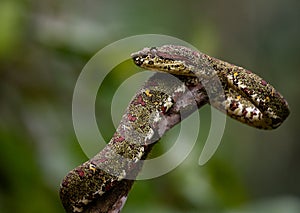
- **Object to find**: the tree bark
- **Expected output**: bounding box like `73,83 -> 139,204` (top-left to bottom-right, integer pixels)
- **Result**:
81,73 -> 208,213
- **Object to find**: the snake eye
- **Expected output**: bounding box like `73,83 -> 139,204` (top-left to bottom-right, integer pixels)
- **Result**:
148,60 -> 154,65
271,117 -> 282,127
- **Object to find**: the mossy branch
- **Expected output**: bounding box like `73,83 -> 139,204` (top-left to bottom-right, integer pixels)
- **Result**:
81,73 -> 207,213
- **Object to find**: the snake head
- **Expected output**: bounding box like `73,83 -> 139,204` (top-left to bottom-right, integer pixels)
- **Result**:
131,45 -> 200,76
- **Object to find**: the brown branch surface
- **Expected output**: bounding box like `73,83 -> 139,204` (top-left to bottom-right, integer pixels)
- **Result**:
60,72 -> 209,213
80,73 -> 208,213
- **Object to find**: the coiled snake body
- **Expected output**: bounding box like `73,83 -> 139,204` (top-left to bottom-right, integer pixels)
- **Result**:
131,45 -> 289,129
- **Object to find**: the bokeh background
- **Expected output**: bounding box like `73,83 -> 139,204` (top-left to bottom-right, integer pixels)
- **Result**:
1,0 -> 299,212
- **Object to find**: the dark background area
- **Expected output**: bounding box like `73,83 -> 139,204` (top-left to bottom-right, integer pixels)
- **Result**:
0,0 -> 299,212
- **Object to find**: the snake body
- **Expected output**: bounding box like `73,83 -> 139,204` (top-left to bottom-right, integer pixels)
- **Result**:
60,45 -> 289,212
131,45 -> 289,129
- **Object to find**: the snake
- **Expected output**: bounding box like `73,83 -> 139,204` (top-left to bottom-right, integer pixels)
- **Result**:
60,45 -> 290,213
131,45 -> 290,130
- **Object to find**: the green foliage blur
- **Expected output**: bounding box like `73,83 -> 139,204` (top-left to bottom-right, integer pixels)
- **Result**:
0,0 -> 299,212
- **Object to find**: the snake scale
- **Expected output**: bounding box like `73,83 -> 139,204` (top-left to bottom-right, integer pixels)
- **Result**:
60,45 -> 289,212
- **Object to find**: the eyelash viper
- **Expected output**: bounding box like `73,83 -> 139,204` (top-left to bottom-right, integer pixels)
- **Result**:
60,45 -> 289,213
131,45 -> 290,129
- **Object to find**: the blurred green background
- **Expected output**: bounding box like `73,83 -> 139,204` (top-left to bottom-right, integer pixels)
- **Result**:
0,0 -> 299,212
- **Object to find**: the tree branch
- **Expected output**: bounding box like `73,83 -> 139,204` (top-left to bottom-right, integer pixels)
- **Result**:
83,73 -> 208,213
60,72 -> 209,213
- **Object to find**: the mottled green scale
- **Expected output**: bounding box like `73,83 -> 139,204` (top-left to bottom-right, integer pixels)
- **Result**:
131,45 -> 290,129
